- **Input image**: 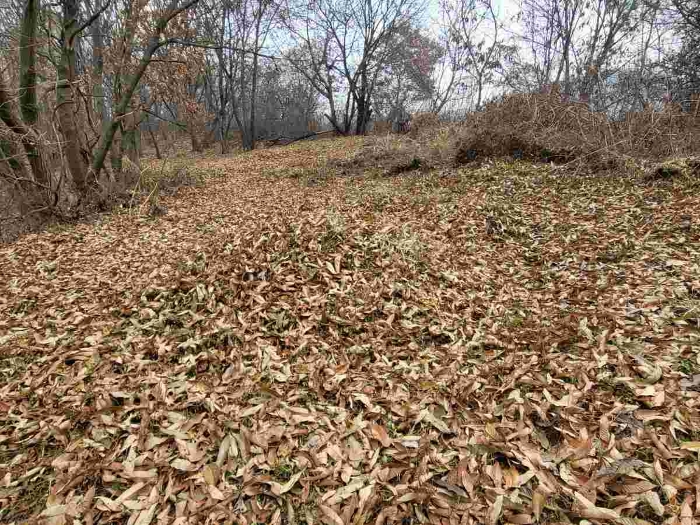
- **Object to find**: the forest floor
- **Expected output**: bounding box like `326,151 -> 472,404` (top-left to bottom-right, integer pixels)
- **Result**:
1,136 -> 699,525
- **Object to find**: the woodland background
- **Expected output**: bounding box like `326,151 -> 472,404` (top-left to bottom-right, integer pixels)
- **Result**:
0,0 -> 699,239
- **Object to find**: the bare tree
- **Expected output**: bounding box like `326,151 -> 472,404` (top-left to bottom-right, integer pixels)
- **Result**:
667,0 -> 700,111
575,0 -> 646,103
0,0 -> 201,218
372,23 -> 442,120
500,0 -> 647,109
441,0 -> 505,110
282,0 -> 425,135
255,60 -> 321,139
427,4 -> 468,114
283,36 -> 349,133
672,0 -> 700,35
198,0 -> 280,151
505,0 -> 583,93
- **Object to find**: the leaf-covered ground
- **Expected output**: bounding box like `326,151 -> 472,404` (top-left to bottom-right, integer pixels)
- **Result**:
1,137 -> 699,525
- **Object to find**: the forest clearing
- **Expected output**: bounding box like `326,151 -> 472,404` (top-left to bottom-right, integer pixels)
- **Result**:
1,0 -> 699,519
1,134 -> 699,524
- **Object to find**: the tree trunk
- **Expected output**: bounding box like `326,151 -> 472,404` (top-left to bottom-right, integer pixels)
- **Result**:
57,0 -> 88,194
239,1 -> 252,151
216,8 -> 230,154
476,76 -> 483,111
216,62 -> 227,152
248,10 -> 265,151
345,92 -> 356,134
110,127 -> 122,174
13,0 -> 50,190
355,94 -> 371,135
19,0 -> 39,127
219,109 -> 234,154
91,15 -> 107,129
120,99 -> 141,169
355,98 -> 365,134
0,71 -> 50,193
248,54 -> 258,150
148,129 -> 162,159
355,68 -> 371,135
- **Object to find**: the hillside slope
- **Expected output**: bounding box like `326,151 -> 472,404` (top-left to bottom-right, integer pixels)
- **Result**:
1,137 -> 699,524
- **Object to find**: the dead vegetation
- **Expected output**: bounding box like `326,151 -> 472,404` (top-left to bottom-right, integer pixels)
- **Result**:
455,93 -> 700,170
335,93 -> 700,180
1,136 -> 699,524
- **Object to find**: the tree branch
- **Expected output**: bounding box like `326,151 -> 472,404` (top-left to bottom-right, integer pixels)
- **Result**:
142,108 -> 187,129
74,0 -> 112,36
164,38 -> 278,60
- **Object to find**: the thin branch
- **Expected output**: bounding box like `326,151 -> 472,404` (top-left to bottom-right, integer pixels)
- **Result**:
164,38 -> 279,60
74,0 -> 112,36
142,108 -> 187,129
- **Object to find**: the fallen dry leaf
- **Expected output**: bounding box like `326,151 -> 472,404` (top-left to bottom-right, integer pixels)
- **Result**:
1,138 -> 699,524
369,424 -> 392,447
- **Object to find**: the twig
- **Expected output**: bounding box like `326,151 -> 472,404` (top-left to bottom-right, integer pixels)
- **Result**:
127,163 -> 146,215
139,182 -> 159,216
142,109 -> 187,130
187,491 -> 241,519
551,138 -> 630,171
267,130 -> 335,146
74,0 -> 112,35
163,39 -> 278,60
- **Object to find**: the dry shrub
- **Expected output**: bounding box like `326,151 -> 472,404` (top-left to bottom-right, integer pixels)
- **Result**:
372,121 -> 392,135
224,130 -> 244,151
320,94 -> 700,180
409,112 -> 440,138
140,159 -> 215,195
200,128 -> 217,151
329,134 -> 425,176
331,123 -> 460,177
614,106 -> 700,159
454,92 -> 700,171
0,180 -> 43,243
455,93 -> 610,167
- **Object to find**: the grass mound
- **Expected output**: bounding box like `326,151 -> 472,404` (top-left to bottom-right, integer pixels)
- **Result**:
456,92 -> 700,170
343,94 -> 700,178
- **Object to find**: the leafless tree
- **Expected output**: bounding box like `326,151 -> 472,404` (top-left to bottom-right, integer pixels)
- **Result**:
500,0 -> 648,108
441,0 -> 505,110
281,0 -> 426,135
372,23 -> 442,120
198,0 -> 280,151
255,60 -> 321,138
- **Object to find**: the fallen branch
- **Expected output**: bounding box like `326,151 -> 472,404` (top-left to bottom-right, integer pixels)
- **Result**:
265,130 -> 336,147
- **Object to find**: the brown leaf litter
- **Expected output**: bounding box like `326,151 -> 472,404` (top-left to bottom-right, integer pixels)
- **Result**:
1,137 -> 699,524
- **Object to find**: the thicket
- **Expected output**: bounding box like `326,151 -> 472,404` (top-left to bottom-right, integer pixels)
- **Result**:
349,91 -> 700,179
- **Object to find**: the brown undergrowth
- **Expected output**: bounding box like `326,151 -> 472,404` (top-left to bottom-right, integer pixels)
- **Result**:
338,94 -> 700,179
454,93 -> 700,171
